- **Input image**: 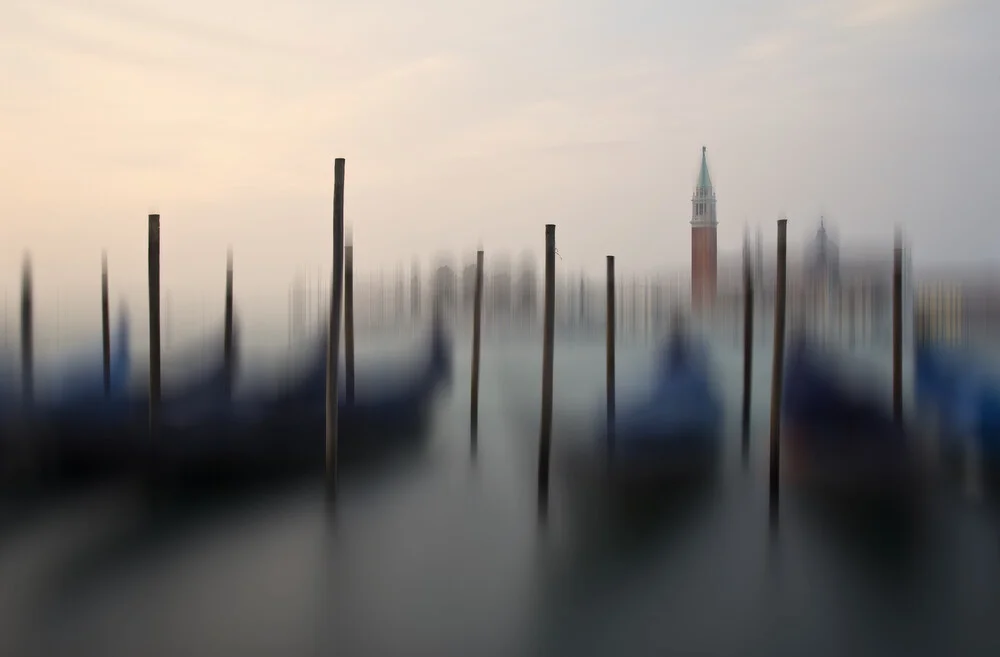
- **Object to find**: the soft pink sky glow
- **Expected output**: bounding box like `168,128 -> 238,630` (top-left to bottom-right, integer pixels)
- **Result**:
0,0 -> 997,341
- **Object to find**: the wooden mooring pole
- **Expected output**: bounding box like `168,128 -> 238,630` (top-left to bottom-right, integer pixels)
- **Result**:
102,252 -> 111,397
326,158 -> 346,490
20,255 -> 32,410
538,225 -> 556,514
148,214 -> 162,443
606,255 -> 616,463
768,218 -> 788,522
470,249 -> 484,449
742,249 -> 754,467
892,230 -> 903,427
11,255 -> 36,480
345,243 -> 355,406
224,248 -> 234,398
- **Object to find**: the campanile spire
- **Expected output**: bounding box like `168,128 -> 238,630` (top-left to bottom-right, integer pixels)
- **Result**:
690,147 -> 718,312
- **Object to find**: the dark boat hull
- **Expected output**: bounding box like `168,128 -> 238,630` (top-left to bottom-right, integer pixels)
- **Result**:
782,341 -> 925,506
783,423 -> 925,506
557,432 -> 721,523
0,323 -> 235,488
143,327 -> 452,488
2,319 -> 451,493
610,439 -> 721,497
561,335 -> 723,497
153,396 -> 440,486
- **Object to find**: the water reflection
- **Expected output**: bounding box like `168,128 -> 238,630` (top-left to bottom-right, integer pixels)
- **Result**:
0,340 -> 999,656
538,476 -> 719,608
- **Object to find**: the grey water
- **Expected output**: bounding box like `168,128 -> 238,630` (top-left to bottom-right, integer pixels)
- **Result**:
1,330 -> 999,657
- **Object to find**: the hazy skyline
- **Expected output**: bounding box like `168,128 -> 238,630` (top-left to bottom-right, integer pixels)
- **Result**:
1,0 -> 998,323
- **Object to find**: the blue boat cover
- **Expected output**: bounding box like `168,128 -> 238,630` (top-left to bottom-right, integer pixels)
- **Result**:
916,341 -> 1000,459
49,313 -> 132,416
783,338 -> 903,444
0,313 -> 131,422
603,332 -> 723,461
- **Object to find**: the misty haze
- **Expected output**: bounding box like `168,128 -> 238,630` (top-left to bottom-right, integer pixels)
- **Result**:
2,1 -> 1000,656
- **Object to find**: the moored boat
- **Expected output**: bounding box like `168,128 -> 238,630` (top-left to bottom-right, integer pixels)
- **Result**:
0,311 -> 240,490
918,340 -> 1000,500
148,315 -> 453,485
782,338 -> 924,505
561,330 -> 724,498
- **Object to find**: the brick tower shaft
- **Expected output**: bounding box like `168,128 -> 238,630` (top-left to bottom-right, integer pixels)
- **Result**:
690,146 -> 718,312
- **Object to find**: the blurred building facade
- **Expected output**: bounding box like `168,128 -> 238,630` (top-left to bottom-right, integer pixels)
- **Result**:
280,207 -> 997,352
917,282 -> 964,344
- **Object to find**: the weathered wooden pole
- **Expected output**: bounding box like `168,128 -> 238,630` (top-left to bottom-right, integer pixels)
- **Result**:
742,248 -> 754,466
326,158 -> 346,489
606,255 -> 616,462
102,252 -> 111,396
538,225 -> 556,513
768,218 -> 788,520
345,243 -> 355,405
148,214 -> 162,442
470,249 -> 484,448
224,248 -> 234,398
20,255 -> 33,410
892,230 -> 903,427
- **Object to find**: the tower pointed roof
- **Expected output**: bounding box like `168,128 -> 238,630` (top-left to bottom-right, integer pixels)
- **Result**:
696,146 -> 713,189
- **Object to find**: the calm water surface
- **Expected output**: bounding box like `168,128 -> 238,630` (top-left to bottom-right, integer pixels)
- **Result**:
1,333 -> 999,657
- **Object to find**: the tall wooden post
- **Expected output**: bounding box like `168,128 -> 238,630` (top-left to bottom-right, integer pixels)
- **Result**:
892,230 -> 903,427
224,248 -> 234,398
606,255 -> 616,462
20,255 -> 32,410
538,225 -> 556,513
148,214 -> 162,441
470,250 -> 484,448
742,249 -> 754,466
326,158 -> 346,488
768,218 -> 788,520
102,252 -> 111,396
345,244 -> 355,405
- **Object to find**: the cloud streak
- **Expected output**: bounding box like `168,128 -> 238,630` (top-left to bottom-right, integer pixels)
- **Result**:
50,0 -> 312,57
839,0 -> 957,27
737,31 -> 803,62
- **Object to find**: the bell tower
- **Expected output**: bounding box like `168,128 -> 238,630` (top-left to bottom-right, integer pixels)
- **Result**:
691,146 -> 718,312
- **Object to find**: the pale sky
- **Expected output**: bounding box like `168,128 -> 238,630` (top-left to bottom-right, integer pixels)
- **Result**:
1,0 -> 998,337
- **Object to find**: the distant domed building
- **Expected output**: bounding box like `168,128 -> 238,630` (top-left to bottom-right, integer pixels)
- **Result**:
514,252 -> 537,324
432,263 -> 458,317
804,218 -> 841,340
807,218 -> 840,288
